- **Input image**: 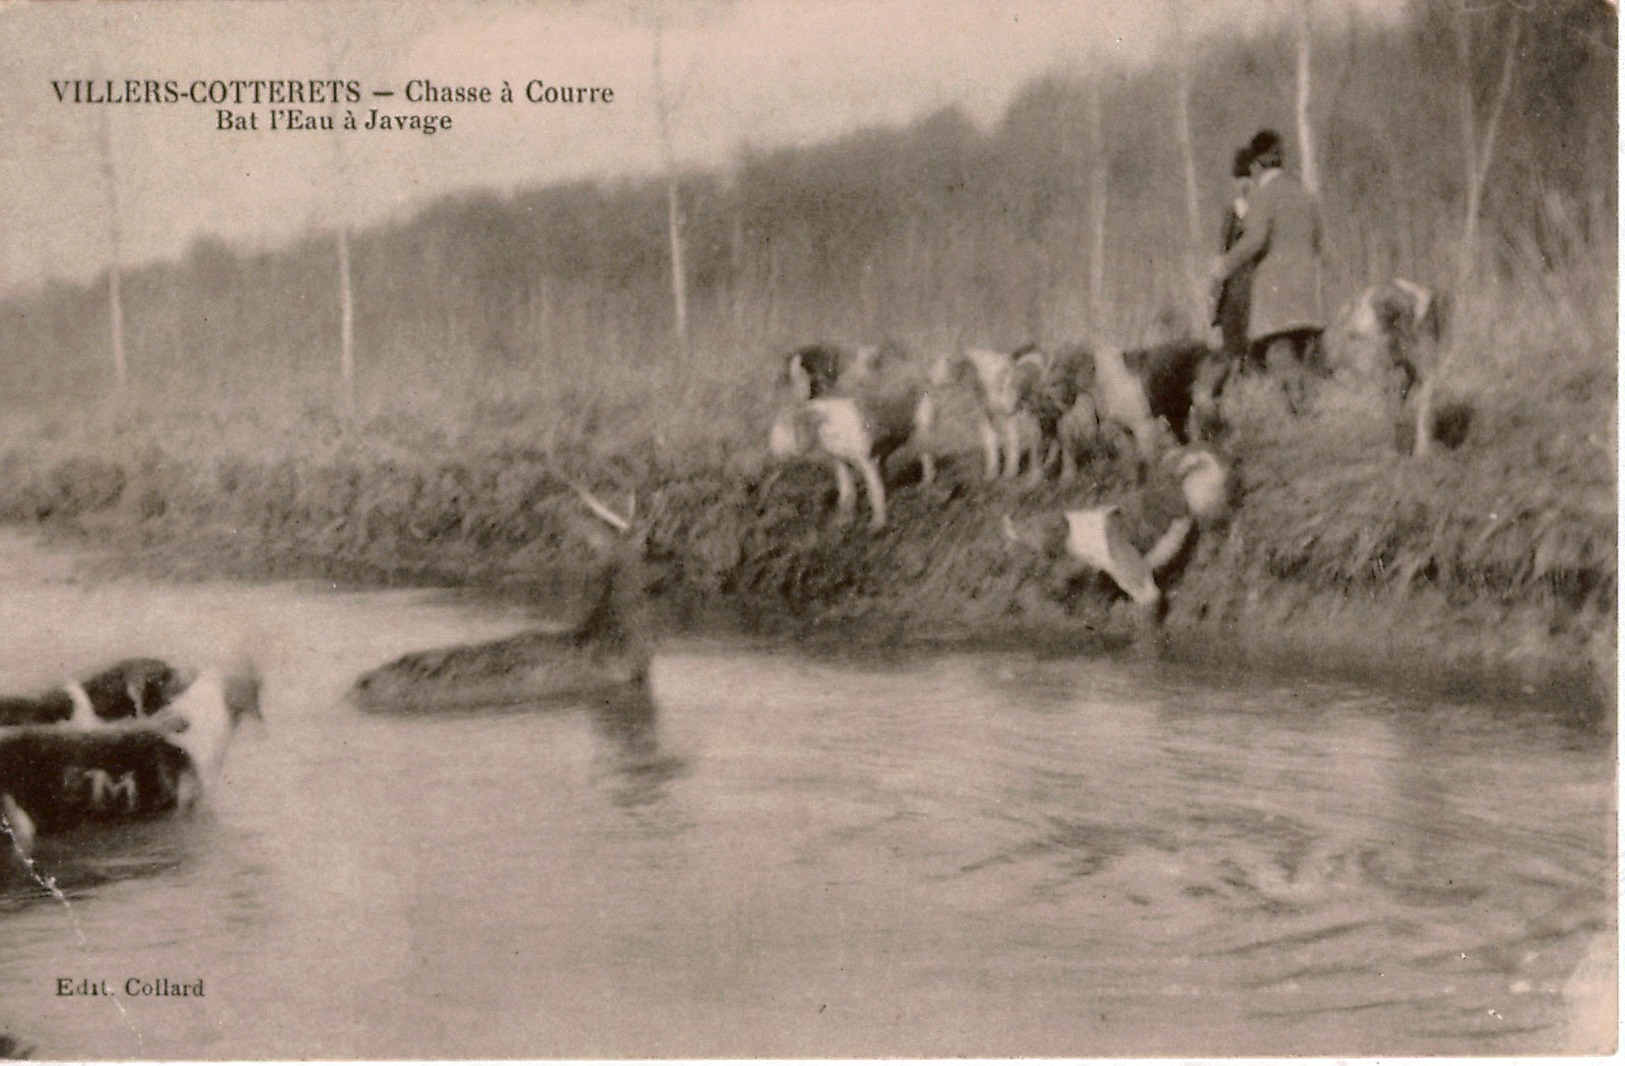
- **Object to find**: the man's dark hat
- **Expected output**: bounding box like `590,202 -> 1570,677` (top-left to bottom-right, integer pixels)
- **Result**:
1248,129 -> 1284,167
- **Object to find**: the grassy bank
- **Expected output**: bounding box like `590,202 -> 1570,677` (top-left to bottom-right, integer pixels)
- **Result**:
0,256 -> 1612,720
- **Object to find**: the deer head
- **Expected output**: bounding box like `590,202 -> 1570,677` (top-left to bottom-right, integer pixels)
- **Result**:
559,481 -> 658,670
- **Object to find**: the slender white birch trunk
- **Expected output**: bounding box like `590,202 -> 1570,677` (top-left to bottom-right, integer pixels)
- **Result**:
652,24 -> 690,359
1086,76 -> 1107,334
1295,0 -> 1324,322
1419,1 -> 1522,457
338,225 -> 355,415
97,108 -> 127,395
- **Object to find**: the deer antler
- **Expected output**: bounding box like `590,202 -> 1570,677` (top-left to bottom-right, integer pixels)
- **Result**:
569,481 -> 633,533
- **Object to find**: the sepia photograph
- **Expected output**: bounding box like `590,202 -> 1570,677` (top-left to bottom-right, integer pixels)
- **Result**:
0,0 -> 1615,1059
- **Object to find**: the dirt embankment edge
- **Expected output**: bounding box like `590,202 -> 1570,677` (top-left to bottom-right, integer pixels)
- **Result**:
2,435 -> 1611,725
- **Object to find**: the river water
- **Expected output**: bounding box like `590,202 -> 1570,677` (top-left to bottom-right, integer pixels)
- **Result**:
0,537 -> 1613,1059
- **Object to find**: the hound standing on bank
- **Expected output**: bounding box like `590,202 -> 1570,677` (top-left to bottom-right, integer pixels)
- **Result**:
930,345 -> 1050,482
768,345 -> 936,530
1001,447 -> 1230,617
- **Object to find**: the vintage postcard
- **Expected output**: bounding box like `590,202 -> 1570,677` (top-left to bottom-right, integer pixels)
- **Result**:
0,0 -> 1614,1060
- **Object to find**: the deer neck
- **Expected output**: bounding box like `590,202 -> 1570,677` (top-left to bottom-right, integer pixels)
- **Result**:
574,563 -> 648,655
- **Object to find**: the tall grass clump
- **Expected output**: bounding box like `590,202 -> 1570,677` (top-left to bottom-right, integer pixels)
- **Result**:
1218,222 -> 1614,628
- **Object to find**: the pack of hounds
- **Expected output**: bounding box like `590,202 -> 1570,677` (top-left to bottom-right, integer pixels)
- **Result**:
767,278 -> 1445,614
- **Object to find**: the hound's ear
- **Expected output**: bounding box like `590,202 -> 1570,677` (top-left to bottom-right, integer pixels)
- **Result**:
857,339 -> 906,376
173,665 -> 200,694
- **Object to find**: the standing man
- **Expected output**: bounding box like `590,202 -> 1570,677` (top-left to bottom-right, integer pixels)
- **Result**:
1214,145 -> 1257,367
1191,144 -> 1257,437
1207,129 -> 1324,412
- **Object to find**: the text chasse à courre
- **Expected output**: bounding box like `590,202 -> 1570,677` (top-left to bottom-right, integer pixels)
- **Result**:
51,77 -> 614,136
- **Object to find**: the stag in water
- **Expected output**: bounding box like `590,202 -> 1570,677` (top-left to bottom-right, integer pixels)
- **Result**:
350,484 -> 656,713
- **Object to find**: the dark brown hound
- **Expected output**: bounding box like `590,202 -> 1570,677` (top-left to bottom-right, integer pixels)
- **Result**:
0,659 -> 195,729
0,665 -> 262,863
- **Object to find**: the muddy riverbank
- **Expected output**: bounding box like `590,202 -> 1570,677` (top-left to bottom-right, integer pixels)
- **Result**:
0,397 -> 1611,723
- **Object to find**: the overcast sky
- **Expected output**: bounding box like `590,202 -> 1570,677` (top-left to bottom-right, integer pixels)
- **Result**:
0,0 -> 1395,291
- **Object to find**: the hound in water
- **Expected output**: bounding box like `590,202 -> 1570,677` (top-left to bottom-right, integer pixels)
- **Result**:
0,663 -> 263,863
350,486 -> 655,713
0,658 -> 195,729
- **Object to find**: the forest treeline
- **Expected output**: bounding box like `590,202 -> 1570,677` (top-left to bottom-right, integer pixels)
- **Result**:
0,0 -> 1614,419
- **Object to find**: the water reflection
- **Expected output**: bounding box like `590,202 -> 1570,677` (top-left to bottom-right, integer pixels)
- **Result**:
0,813 -> 216,911
586,687 -> 688,809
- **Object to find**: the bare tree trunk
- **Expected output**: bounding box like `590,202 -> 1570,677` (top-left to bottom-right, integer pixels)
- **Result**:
1295,0 -> 1321,198
97,108 -> 127,395
1454,6 -> 1480,290
901,217 -> 924,326
338,225 -> 355,415
1086,76 -> 1107,335
1170,1 -> 1205,332
1421,1 -> 1522,458
666,180 -> 689,355
1175,65 -> 1204,332
764,237 -> 781,336
108,263 -> 126,393
324,20 -> 358,416
730,207 -> 745,336
1454,2 -> 1522,284
1295,0 -> 1324,316
652,24 -> 691,359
